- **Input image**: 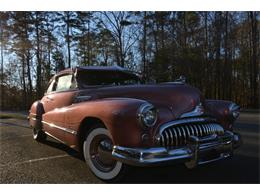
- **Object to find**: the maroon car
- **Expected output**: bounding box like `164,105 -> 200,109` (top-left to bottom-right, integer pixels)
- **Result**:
28,65 -> 242,181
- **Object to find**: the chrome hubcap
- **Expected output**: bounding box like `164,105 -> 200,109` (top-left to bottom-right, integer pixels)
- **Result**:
89,135 -> 116,172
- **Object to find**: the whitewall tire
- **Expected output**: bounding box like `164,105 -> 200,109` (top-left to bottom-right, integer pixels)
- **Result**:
83,127 -> 125,181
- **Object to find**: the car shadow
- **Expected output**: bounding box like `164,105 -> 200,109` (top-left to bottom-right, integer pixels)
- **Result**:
40,138 -> 84,161
39,136 -> 259,184
119,154 -> 259,184
0,121 -> 31,129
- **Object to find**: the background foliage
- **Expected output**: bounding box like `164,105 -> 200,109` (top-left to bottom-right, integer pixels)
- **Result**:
0,11 -> 259,110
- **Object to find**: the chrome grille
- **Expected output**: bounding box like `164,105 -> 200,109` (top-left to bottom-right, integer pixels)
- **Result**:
159,122 -> 224,148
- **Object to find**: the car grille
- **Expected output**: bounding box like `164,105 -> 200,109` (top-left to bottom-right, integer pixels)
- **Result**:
159,121 -> 224,148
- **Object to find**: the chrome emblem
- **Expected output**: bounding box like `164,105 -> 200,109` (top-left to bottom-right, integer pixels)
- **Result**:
180,103 -> 204,118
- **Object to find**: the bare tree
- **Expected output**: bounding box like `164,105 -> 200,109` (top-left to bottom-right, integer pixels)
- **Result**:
97,12 -> 140,67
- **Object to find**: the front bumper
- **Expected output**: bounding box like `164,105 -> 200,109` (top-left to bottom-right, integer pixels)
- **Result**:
112,131 -> 242,168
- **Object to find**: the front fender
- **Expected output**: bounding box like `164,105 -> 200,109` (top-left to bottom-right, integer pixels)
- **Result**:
205,99 -> 238,130
64,98 -> 148,148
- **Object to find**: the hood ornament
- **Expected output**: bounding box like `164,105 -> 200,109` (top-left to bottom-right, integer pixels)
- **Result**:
180,103 -> 204,118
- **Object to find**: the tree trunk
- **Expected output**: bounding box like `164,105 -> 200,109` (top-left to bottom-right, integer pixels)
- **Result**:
46,31 -> 51,80
0,17 -> 4,109
118,31 -> 124,67
35,12 -> 42,98
143,11 -> 147,80
204,12 -> 209,97
22,56 -> 27,110
250,12 -> 259,108
224,12 -> 229,100
87,20 -> 91,66
66,12 -> 71,68
26,50 -> 33,108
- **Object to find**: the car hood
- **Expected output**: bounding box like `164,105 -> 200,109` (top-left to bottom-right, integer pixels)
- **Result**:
77,83 -> 203,119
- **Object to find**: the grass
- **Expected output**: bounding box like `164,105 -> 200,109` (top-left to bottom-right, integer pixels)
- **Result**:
0,113 -> 27,120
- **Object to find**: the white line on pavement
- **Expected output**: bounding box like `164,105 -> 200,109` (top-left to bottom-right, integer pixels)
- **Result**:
0,154 -> 70,168
0,134 -> 33,141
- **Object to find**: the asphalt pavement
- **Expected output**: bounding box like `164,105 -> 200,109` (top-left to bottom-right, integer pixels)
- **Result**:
0,113 -> 259,183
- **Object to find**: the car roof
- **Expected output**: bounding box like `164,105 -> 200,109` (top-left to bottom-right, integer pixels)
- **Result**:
47,65 -> 140,86
57,65 -> 134,75
77,65 -> 127,72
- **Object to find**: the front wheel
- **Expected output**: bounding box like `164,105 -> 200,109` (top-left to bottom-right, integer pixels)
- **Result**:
83,126 -> 127,182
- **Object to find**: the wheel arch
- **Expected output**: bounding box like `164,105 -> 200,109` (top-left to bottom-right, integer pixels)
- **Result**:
78,116 -> 107,152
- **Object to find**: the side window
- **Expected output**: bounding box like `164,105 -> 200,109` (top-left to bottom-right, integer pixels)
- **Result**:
46,80 -> 55,94
56,74 -> 73,92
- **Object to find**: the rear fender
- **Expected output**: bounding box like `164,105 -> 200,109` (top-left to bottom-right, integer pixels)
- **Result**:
29,100 -> 45,130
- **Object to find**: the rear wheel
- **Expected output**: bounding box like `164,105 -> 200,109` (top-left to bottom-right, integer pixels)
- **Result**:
83,126 -> 127,182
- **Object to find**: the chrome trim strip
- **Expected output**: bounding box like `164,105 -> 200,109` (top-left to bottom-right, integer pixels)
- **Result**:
193,124 -> 198,136
161,135 -> 165,147
205,124 -> 209,134
185,125 -> 190,138
177,127 -> 183,145
45,131 -> 66,144
42,121 -> 77,135
212,124 -> 215,133
207,124 -> 211,134
164,131 -> 169,146
189,125 -> 194,136
168,129 -> 174,146
209,124 -> 212,134
172,128 -> 178,146
181,126 -> 187,144
193,125 -> 196,136
194,124 -> 199,136
75,95 -> 92,102
198,124 -> 203,136
210,124 -> 213,133
208,124 -> 211,134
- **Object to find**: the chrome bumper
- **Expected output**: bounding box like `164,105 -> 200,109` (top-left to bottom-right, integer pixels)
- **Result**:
112,131 -> 242,168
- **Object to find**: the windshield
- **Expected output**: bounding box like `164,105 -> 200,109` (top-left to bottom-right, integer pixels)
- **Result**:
76,70 -> 141,88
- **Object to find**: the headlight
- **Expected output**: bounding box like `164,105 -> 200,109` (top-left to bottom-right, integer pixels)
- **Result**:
137,103 -> 158,127
229,103 -> 240,119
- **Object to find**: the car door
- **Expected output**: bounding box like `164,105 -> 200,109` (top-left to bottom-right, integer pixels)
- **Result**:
41,73 -> 77,141
42,73 -> 77,113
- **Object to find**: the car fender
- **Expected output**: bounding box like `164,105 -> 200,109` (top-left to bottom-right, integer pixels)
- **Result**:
29,100 -> 45,130
43,98 -> 151,150
205,99 -> 236,130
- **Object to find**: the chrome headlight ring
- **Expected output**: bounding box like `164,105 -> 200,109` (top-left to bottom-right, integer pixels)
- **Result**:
229,103 -> 240,120
137,103 -> 158,128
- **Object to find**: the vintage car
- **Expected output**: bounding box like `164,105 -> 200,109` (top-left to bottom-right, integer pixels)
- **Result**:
28,65 -> 242,181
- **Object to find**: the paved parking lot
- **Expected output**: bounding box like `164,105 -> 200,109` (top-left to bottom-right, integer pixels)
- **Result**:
0,113 -> 259,183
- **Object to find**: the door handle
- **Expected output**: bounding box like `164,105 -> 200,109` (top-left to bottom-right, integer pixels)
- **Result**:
47,96 -> 54,101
